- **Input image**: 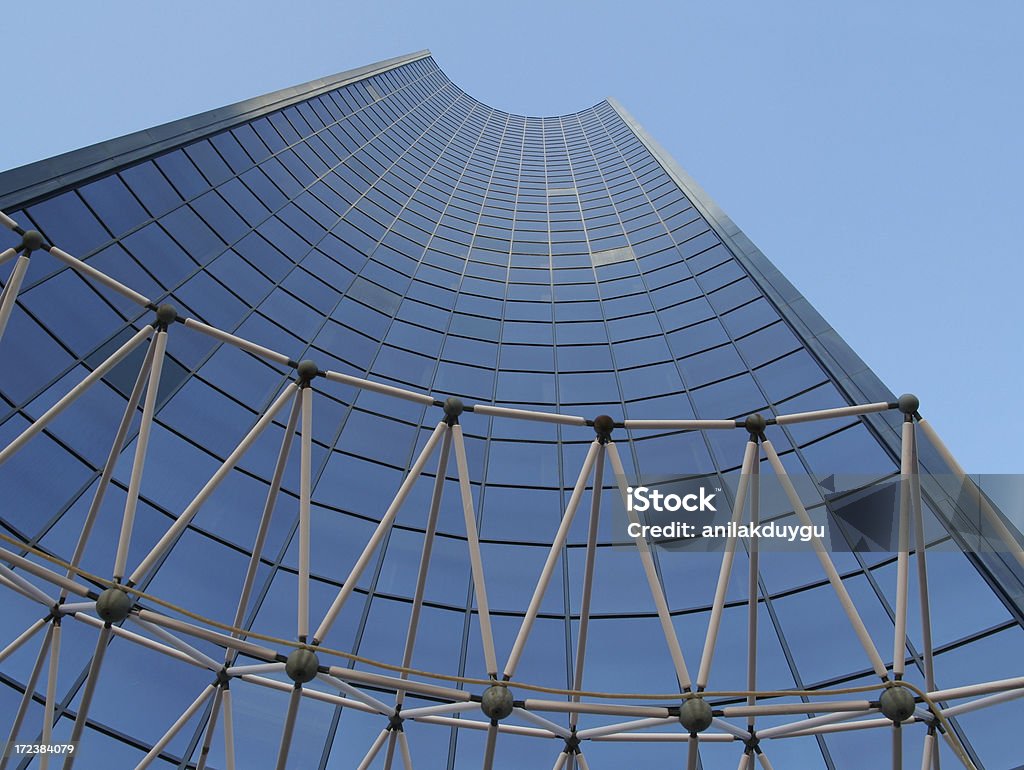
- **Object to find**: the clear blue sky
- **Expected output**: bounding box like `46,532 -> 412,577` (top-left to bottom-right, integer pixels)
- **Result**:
6,1 -> 1022,472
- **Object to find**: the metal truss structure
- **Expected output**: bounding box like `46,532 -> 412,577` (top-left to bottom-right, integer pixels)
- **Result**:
2,215 -> 1023,770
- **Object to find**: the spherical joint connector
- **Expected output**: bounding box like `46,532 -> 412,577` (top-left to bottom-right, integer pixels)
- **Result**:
20,230 -> 44,253
678,697 -> 713,733
443,396 -> 464,423
593,414 -> 615,442
285,648 -> 320,684
480,684 -> 514,722
155,304 -> 178,327
897,393 -> 920,416
744,413 -> 767,436
96,587 -> 133,623
879,686 -> 916,723
296,359 -> 319,384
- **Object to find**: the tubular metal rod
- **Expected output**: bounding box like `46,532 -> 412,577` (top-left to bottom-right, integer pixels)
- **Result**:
114,328 -> 167,581
711,717 -> 751,740
522,699 -> 670,718
398,730 -> 414,770
757,751 -> 776,770
315,672 -> 392,715
397,427 -> 452,705
576,716 -> 677,740
227,386 -> 301,662
894,420 -> 914,677
761,439 -> 888,679
606,441 -> 692,689
572,444 -> 605,727
940,687 -> 1024,718
747,456 -> 760,725
0,247 -> 16,265
0,254 -> 30,346
135,609 -> 278,661
135,685 -> 216,769
193,686 -> 223,770
920,732 -> 935,770
316,421 -> 447,643
0,563 -> 54,605
621,419 -> 737,430
322,368 -> 435,406
698,439 -> 757,689
0,618 -> 47,664
482,723 -> 498,770
49,245 -> 151,306
222,686 -> 236,770
917,417 -> 1024,570
130,616 -> 221,670
1,625 -> 53,770
356,729 -> 390,770
0,323 -> 154,466
64,337 -> 156,596
576,753 -> 592,770
0,546 -> 91,597
552,753 -> 569,770
326,664 -> 470,702
512,707 -> 572,739
63,626 -> 111,769
909,425 -> 936,693
722,701 -> 872,718
76,613 -> 203,669
505,440 -> 600,679
401,701 -> 480,720
39,622 -> 62,770
225,662 -> 286,677
452,423 -> 497,675
274,687 -> 302,770
757,708 -> 875,739
893,724 -> 903,770
0,210 -> 20,230
928,676 -> 1024,701
470,403 -> 587,426
298,386 -> 313,641
774,402 -> 892,425
129,382 -> 299,585
687,734 -> 699,770
182,317 -> 291,366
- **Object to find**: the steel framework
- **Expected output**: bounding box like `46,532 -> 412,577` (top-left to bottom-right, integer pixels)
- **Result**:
1,215 -> 1023,769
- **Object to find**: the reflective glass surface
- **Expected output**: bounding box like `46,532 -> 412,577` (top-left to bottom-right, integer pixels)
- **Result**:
0,55 -> 1018,768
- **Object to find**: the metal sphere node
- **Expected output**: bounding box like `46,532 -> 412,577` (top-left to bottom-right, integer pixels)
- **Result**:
285,648 -> 320,684
480,685 -> 514,721
95,587 -> 132,623
444,396 -> 464,418
679,697 -> 713,733
296,359 -> 319,381
155,304 -> 178,326
897,393 -> 920,415
744,413 -> 767,434
879,686 -> 916,723
593,414 -> 615,440
21,230 -> 44,252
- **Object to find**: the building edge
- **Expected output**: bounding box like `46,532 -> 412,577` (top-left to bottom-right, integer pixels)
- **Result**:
0,50 -> 432,211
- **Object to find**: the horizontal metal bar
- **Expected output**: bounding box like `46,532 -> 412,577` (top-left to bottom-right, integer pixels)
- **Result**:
622,419 -> 737,430
326,665 -> 470,702
471,404 -> 588,426
522,699 -> 670,718
721,700 -> 872,718
774,402 -> 892,426
48,246 -> 151,307
322,369 -> 435,405
182,317 -> 292,366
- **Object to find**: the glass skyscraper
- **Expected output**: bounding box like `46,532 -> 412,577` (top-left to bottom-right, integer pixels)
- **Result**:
0,51 -> 1021,769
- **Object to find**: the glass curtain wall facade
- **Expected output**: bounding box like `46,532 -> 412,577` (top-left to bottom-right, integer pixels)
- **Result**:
0,52 -> 1021,768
